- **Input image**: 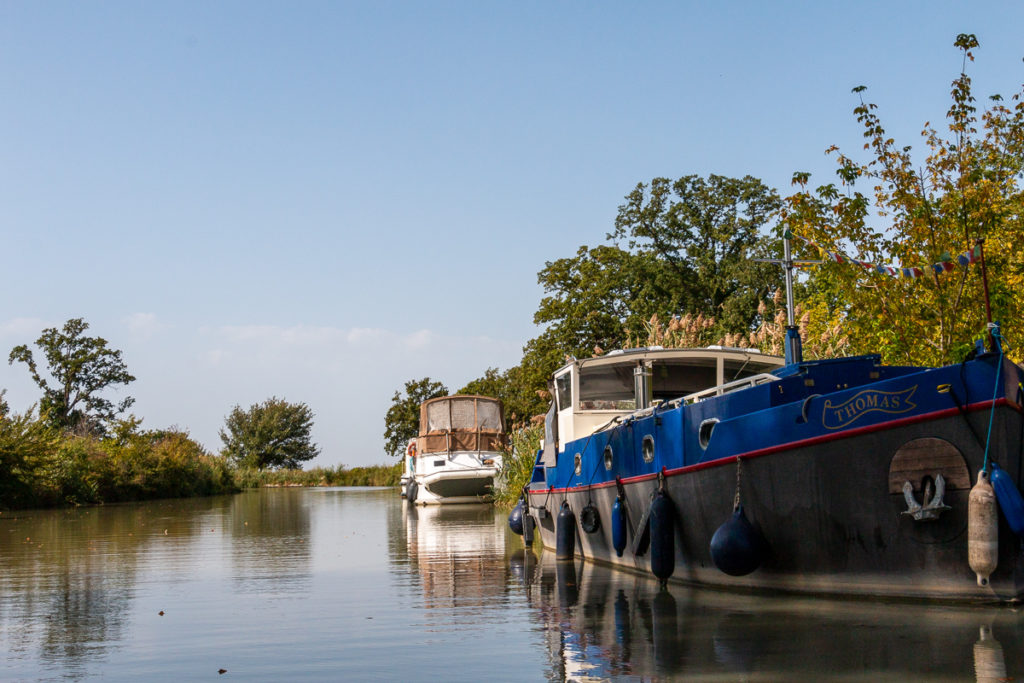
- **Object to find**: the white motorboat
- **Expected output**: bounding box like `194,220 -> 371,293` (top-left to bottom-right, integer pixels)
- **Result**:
403,395 -> 506,505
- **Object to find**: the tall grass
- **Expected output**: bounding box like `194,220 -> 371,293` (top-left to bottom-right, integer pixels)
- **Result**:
493,422 -> 543,509
234,462 -> 402,488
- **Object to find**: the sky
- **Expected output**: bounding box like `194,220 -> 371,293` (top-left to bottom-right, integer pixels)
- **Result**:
2,2 -> 1024,467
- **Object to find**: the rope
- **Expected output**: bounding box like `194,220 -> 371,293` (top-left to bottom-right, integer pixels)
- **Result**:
982,327 -> 1006,473
733,457 -> 743,511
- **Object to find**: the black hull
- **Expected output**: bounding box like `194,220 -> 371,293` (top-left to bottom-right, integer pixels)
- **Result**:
528,405 -> 1024,602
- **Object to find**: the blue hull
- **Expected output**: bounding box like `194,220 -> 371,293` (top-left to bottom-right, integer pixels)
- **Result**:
527,353 -> 1024,602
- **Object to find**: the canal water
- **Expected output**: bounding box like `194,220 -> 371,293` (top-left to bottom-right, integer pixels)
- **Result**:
1,488 -> 1021,681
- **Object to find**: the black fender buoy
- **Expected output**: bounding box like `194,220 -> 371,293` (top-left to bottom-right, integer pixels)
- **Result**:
649,491 -> 675,582
710,505 -> 766,576
405,479 -> 417,504
508,498 -> 525,535
556,501 -> 577,560
580,502 -> 601,534
523,512 -> 536,547
611,496 -> 627,557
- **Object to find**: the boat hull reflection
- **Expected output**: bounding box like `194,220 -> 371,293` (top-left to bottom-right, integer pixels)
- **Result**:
517,550 -> 1024,681
402,504 -> 511,608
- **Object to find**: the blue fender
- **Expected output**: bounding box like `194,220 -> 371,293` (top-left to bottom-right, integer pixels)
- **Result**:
710,505 -> 766,577
991,463 -> 1024,538
611,496 -> 627,557
508,498 -> 525,535
649,492 -> 675,582
556,501 -> 577,560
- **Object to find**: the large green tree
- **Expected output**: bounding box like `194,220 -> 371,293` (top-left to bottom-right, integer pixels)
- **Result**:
612,174 -> 783,335
783,34 -> 1024,365
8,318 -> 136,434
220,397 -> 320,470
534,244 -> 678,360
383,378 -> 448,458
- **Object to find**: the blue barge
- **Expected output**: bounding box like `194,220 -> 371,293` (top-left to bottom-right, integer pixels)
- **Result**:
523,342 -> 1024,602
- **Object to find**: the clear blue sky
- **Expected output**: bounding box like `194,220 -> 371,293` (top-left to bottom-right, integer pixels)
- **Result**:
3,2 -> 1023,466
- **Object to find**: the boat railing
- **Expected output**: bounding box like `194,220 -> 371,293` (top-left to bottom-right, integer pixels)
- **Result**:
669,372 -> 781,407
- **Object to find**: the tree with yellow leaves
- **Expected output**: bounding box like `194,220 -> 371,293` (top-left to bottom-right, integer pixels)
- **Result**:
783,34 -> 1024,366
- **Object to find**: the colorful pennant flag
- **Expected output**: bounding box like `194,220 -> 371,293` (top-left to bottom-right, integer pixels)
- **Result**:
785,229 -> 981,281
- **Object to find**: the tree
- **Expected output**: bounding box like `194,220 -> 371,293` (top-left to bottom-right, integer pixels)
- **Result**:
783,34 -> 1024,365
457,366 -> 547,426
612,174 -> 783,335
0,404 -> 57,508
383,378 -> 447,458
220,397 -> 320,470
8,318 -> 135,434
534,244 -> 679,360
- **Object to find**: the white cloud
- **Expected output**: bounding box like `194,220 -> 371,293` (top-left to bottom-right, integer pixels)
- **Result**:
124,312 -> 168,340
0,317 -> 47,339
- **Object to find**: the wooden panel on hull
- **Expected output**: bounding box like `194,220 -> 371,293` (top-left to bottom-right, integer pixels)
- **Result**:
888,437 -> 971,494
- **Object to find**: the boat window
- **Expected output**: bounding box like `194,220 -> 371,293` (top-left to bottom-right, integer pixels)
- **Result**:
426,401 -> 451,431
699,418 -> 719,450
555,373 -> 573,411
579,364 -> 635,410
473,400 -> 503,430
574,453 -> 582,476
650,359 -> 718,401
725,359 -> 780,382
603,445 -> 613,470
642,435 -> 655,463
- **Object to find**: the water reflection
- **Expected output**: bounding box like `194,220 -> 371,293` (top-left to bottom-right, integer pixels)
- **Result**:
3,491 -> 1022,681
517,550 -> 1024,681
398,504 -> 510,612
0,498 -> 227,677
227,489 -> 312,596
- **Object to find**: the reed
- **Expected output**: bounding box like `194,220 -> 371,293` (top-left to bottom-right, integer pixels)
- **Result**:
235,462 -> 402,488
493,422 -> 543,509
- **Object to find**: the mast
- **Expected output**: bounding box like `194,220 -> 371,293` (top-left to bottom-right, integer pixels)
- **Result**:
782,236 -> 803,365
755,234 -> 814,365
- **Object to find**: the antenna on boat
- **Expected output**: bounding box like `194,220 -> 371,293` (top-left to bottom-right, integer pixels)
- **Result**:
755,233 -> 820,365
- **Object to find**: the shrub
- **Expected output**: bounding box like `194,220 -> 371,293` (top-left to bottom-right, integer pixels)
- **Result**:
493,422 -> 543,509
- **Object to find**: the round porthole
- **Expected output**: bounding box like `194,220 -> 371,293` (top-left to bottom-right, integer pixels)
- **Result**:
699,418 -> 719,450
574,453 -> 582,475
603,445 -> 613,470
642,435 -> 655,463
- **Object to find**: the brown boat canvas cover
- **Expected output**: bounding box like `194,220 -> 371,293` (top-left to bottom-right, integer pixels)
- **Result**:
417,395 -> 508,454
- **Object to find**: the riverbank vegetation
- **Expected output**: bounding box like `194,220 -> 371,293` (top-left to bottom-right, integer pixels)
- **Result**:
0,403 -> 402,510
494,423 -> 543,509
234,462 -> 402,488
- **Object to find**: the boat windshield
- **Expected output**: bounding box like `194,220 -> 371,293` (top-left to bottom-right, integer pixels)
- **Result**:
577,356 -> 776,410
424,397 -> 503,432
579,364 -> 636,410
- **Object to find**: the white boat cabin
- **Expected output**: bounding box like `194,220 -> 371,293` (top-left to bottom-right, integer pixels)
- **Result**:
551,347 -> 784,452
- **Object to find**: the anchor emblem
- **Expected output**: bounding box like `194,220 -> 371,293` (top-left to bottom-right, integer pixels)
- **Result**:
901,474 -> 952,521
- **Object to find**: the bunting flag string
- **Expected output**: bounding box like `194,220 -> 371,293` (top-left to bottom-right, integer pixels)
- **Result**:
783,229 -> 981,281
